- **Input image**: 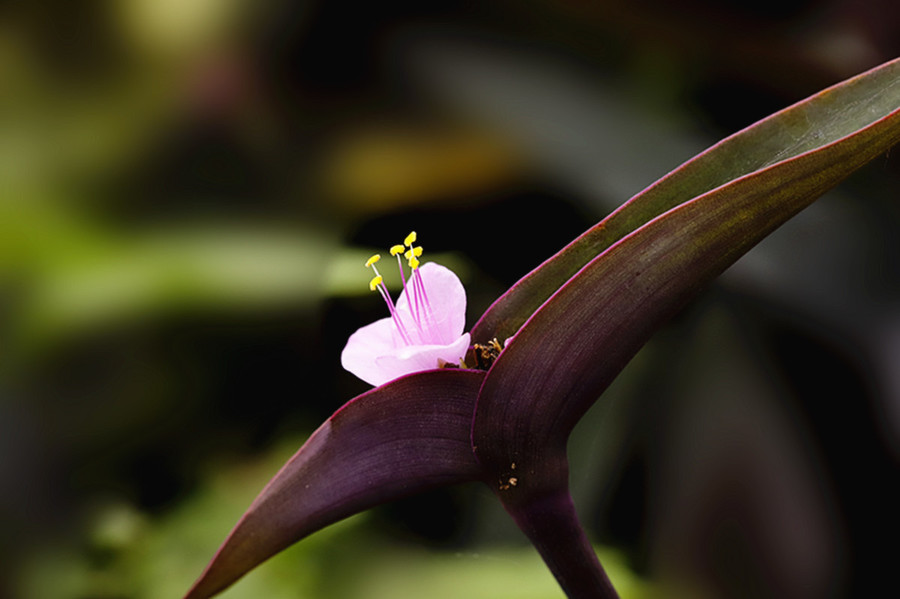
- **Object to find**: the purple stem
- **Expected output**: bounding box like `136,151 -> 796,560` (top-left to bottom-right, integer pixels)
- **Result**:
504,489 -> 619,599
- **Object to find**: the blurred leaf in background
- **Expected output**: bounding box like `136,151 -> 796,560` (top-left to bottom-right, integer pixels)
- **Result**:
3,1 -> 900,598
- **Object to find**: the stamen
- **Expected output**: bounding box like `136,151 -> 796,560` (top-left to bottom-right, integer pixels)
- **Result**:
366,252 -> 412,345
365,253 -> 385,285
393,250 -> 410,317
362,232 -> 438,347
402,243 -> 427,331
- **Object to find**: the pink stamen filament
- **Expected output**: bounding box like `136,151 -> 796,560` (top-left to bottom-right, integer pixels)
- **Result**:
395,253 -> 419,328
412,268 -> 434,331
371,235 -> 440,347
408,274 -> 426,335
393,252 -> 434,344
369,260 -> 413,346
376,283 -> 413,345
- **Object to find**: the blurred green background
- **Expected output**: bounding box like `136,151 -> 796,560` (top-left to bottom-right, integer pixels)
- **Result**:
3,1 -> 900,598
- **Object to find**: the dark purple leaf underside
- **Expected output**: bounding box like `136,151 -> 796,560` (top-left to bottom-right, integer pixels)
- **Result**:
473,64 -> 900,485
184,369 -> 485,599
472,57 -> 900,346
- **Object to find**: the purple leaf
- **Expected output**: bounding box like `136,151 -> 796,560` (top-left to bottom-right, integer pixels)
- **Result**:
473,57 -> 900,480
472,57 -> 900,346
471,57 -> 900,598
186,57 -> 900,599
184,369 -> 485,599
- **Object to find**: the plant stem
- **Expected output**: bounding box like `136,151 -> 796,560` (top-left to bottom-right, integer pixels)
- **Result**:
505,488 -> 619,598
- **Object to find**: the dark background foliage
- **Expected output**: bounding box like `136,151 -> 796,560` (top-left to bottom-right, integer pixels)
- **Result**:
2,1 -> 899,597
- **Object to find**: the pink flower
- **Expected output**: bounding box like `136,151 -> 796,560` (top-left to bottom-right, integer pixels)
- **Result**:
341,233 -> 470,386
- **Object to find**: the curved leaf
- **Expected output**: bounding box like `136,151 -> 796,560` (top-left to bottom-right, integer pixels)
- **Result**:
472,56 -> 900,345
472,62 -> 900,486
184,369 -> 486,599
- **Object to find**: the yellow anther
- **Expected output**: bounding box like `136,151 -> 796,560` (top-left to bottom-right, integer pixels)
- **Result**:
408,255 -> 420,270
369,275 -> 383,291
404,231 -> 417,247
365,254 -> 381,268
404,246 -> 423,260
390,244 -> 405,256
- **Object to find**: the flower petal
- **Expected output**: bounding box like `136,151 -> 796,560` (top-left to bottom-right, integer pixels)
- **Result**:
373,333 -> 471,384
341,316 -> 401,386
395,262 -> 467,345
342,261 -> 470,386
